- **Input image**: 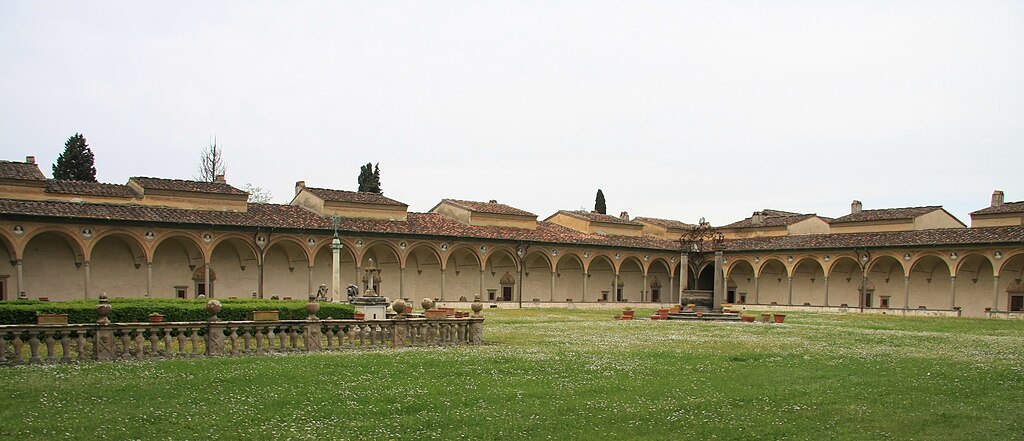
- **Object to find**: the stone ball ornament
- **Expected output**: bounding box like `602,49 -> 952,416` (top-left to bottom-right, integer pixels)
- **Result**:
392,299 -> 407,315
421,297 -> 435,311
206,299 -> 223,321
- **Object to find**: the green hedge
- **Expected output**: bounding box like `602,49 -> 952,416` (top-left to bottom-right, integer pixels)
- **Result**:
0,299 -> 354,325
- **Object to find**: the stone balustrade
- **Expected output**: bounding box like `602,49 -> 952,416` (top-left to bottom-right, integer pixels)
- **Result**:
0,298 -> 485,366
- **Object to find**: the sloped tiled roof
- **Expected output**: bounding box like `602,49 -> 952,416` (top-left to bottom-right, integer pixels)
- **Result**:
45,180 -> 139,198
0,198 -> 678,251
722,210 -> 820,229
633,216 -> 695,230
0,161 -> 46,181
971,202 -> 1024,216
551,210 -> 642,226
721,227 -> 1024,251
304,187 -> 406,206
830,206 -> 942,224
439,199 -> 536,217
130,177 -> 247,196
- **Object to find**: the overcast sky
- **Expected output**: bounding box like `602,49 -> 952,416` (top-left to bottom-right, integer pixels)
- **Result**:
1,1 -> 1021,226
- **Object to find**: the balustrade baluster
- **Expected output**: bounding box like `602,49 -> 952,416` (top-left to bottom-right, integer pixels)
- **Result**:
43,331 -> 57,363
277,326 -> 288,352
76,331 -> 87,362
228,327 -> 239,356
324,325 -> 334,350
289,326 -> 298,351
60,332 -> 71,362
242,327 -> 252,354
176,330 -> 187,358
11,333 -> 24,365
162,330 -> 173,358
256,328 -> 266,353
0,332 -> 7,364
134,328 -> 145,359
120,331 -> 132,359
190,329 -> 201,357
28,330 -> 41,364
149,328 -> 160,357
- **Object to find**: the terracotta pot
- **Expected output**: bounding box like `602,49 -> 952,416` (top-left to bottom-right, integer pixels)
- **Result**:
353,313 -> 366,320
741,315 -> 755,323
773,314 -> 786,324
148,315 -> 164,323
622,310 -> 635,317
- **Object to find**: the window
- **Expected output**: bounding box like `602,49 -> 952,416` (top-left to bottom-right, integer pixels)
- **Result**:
1011,295 -> 1023,312
880,296 -> 890,308
502,286 -> 513,301
175,286 -> 188,299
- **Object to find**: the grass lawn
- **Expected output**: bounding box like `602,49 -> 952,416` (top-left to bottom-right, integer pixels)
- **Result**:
1,308 -> 1022,440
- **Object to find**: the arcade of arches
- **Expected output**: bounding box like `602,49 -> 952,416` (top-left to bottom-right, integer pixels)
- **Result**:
1,221 -> 1022,318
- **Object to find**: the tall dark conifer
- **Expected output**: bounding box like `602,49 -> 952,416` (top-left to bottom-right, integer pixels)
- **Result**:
52,133 -> 97,182
595,189 -> 607,214
357,162 -> 383,194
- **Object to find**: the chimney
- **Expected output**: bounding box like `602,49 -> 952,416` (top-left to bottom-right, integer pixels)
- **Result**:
214,174 -> 226,184
751,211 -> 764,225
992,190 -> 1004,207
25,156 -> 35,164
488,199 -> 497,204
851,200 -> 862,214
619,211 -> 629,222
295,181 -> 306,196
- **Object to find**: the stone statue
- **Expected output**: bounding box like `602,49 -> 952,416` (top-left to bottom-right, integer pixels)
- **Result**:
315,284 -> 330,302
346,284 -> 359,303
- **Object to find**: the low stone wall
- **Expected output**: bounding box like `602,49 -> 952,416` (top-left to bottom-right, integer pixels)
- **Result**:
0,299 -> 484,366
435,300 -> 970,318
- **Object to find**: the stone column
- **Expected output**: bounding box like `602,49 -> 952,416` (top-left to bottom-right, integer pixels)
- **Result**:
83,261 -> 91,299
204,263 -> 211,298
787,276 -> 793,305
668,275 -> 674,303
642,274 -> 648,303
712,251 -> 724,309
331,238 -> 342,302
401,267 -> 406,299
440,269 -> 446,301
15,259 -> 22,298
993,275 -> 1000,310
613,273 -> 619,301
354,266 -> 361,292
679,253 -> 688,302
256,263 -> 262,299
950,276 -> 957,309
146,263 -> 153,297
550,271 -> 556,302
479,270 -> 485,300
583,273 -> 589,302
823,276 -> 830,306
308,266 -> 314,299
903,276 -> 910,309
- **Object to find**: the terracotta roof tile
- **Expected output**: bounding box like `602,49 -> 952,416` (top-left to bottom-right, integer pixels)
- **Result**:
553,210 -> 643,226
831,206 -> 941,224
722,212 -> 819,229
131,177 -> 247,195
45,180 -> 139,198
441,199 -> 536,217
721,226 -> 1024,251
971,201 -> 1024,216
633,216 -> 695,230
305,187 -> 406,206
0,161 -> 46,181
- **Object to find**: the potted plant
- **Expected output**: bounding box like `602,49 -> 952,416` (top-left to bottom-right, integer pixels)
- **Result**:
773,313 -> 786,324
148,312 -> 165,323
622,307 -> 635,318
741,314 -> 756,323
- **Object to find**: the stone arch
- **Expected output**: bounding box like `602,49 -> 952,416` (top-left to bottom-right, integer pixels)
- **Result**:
311,239 -> 357,300
0,231 -> 15,300
617,256 -> 644,301
444,246 -> 482,301
89,229 -> 150,263
483,247 -> 519,301
726,259 -> 756,304
89,232 -> 148,298
522,250 -> 551,303
554,252 -> 585,302
995,250 -> 1024,277
359,241 -> 401,298
0,229 -> 17,261
209,236 -> 259,298
908,252 -> 954,278
151,234 -> 206,299
866,254 -> 906,279
586,254 -> 616,302
996,253 -> 1024,311
21,229 -> 85,300
955,253 -> 996,316
757,258 -> 789,305
791,258 -> 825,306
867,255 -> 906,308
263,237 -> 312,299
647,258 -> 672,303
695,261 -> 715,291
908,255 -> 952,309
826,256 -> 863,307
407,243 -> 443,301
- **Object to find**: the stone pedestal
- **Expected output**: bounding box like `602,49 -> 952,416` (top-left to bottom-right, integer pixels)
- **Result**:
355,304 -> 387,320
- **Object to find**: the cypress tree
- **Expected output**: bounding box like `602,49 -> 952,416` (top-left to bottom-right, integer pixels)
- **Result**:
52,133 -> 97,182
595,189 -> 607,214
358,162 -> 382,194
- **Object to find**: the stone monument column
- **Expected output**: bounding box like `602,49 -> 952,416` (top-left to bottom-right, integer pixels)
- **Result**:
679,253 -> 688,305
713,251 -> 724,309
331,237 -> 343,303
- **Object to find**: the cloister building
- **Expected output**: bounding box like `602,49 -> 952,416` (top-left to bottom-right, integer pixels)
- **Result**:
1,156 -> 1022,318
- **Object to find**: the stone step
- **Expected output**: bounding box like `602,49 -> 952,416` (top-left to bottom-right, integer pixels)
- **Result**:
667,312 -> 742,321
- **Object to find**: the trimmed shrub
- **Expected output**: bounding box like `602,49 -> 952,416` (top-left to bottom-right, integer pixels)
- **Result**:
0,299 -> 354,324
